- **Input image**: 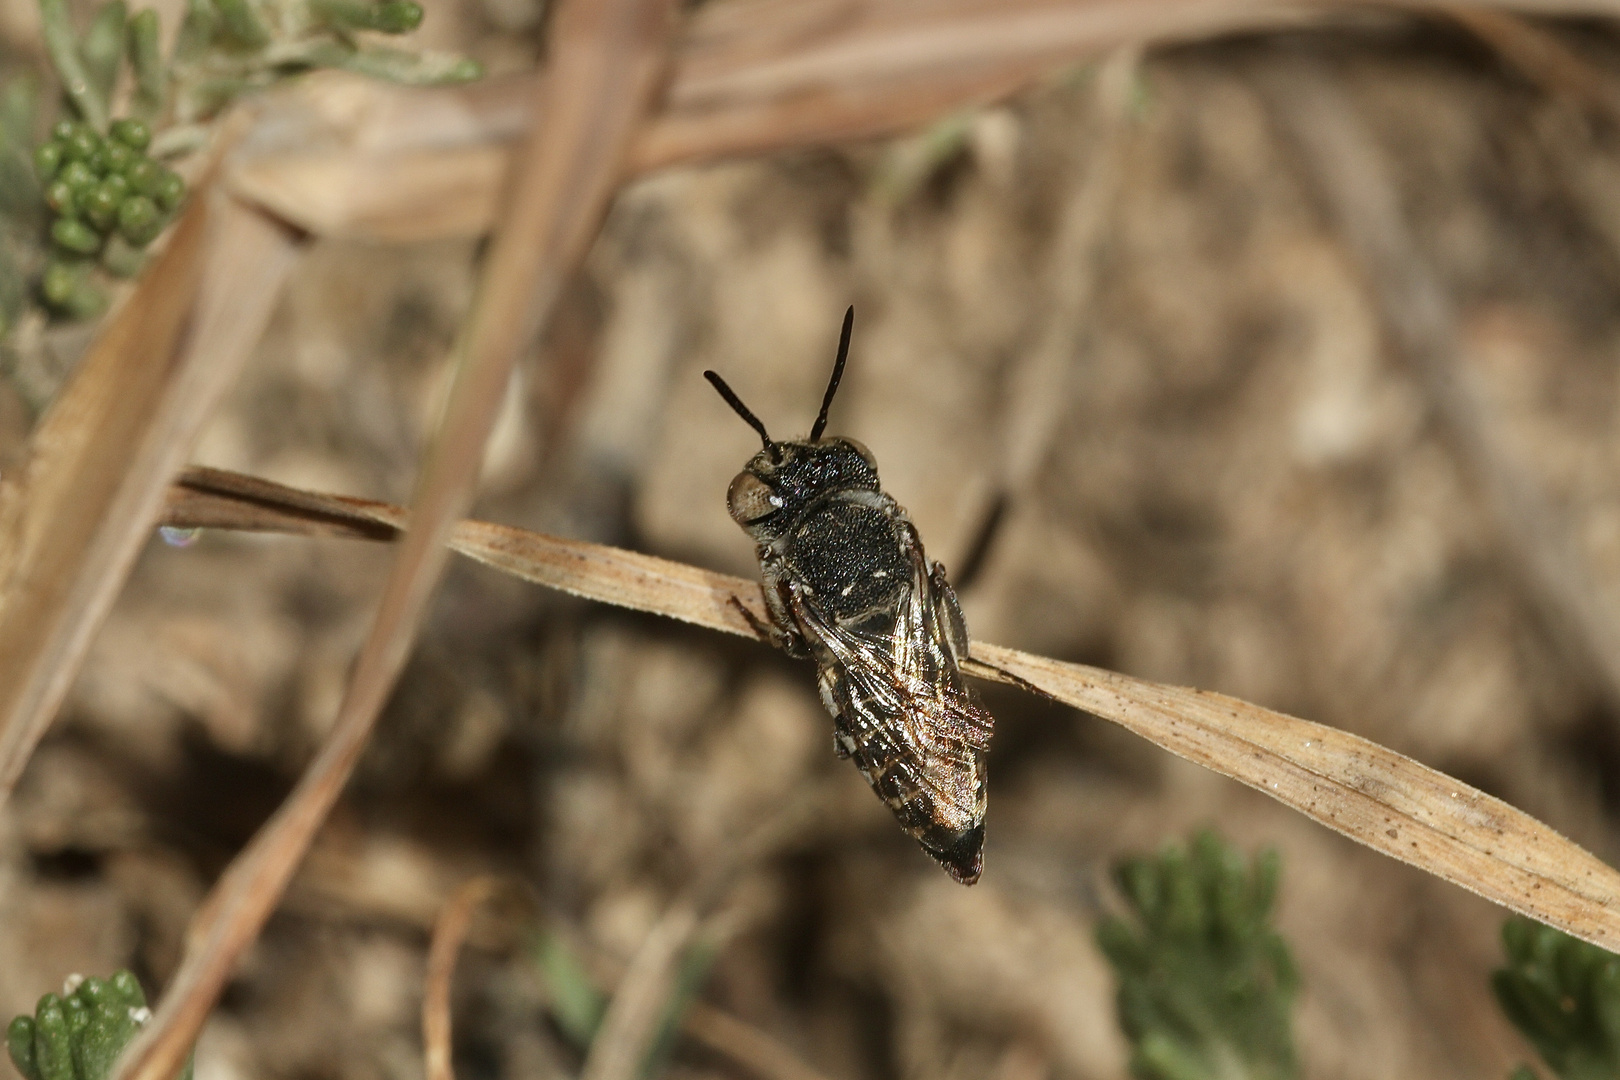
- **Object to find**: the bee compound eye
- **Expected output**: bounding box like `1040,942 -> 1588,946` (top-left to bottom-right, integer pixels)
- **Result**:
727,472 -> 782,525
839,437 -> 877,469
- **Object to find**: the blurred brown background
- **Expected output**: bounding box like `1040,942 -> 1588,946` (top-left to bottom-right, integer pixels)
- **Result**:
9,1 -> 1620,1077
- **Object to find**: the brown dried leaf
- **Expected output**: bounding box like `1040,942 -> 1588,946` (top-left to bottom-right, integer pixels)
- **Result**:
159,466 -> 1620,949
0,185 -> 301,807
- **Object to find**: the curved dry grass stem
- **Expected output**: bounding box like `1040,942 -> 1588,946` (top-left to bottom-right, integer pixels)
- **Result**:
225,0 -> 1620,244
0,121 -> 300,811
161,466 -> 1620,948
423,876 -> 505,1080
579,903 -> 701,1080
111,5 -> 678,1080
679,1003 -> 840,1080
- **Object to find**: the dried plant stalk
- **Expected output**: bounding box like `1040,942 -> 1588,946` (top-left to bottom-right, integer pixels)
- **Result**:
111,4 -> 678,1080
160,466 -> 1620,949
1271,66 -> 1620,724
0,182 -> 300,808
679,1002 -> 838,1080
224,0 -> 1620,244
423,876 -> 504,1080
415,862 -> 832,1080
580,903 -> 701,1080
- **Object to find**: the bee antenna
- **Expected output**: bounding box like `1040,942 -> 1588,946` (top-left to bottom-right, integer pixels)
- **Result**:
704,370 -> 778,459
810,306 -> 855,442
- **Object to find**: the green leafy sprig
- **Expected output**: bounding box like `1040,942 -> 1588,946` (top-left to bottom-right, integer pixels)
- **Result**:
163,0 -> 482,124
1096,829 -> 1300,1080
1494,916 -> 1620,1080
3,0 -> 483,332
6,971 -> 193,1080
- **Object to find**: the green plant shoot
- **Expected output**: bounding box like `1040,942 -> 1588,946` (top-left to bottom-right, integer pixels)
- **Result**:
1495,915 -> 1620,1080
1096,829 -> 1300,1080
6,971 -> 193,1080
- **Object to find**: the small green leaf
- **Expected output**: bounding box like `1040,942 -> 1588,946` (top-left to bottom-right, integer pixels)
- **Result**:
7,1016 -> 41,1080
339,47 -> 483,86
171,0 -> 219,65
99,140 -> 133,175
125,11 -> 164,120
310,0 -> 422,33
151,168 -> 183,212
213,0 -> 270,48
51,216 -> 102,254
44,178 -> 76,216
81,180 -> 122,231
78,1 -> 128,117
533,933 -> 606,1048
72,981 -> 141,1080
30,995 -> 74,1080
61,127 -> 99,165
109,118 -> 150,153
34,142 -> 63,181
124,155 -> 158,193
116,194 -> 160,245
39,0 -> 109,130
59,159 -> 97,197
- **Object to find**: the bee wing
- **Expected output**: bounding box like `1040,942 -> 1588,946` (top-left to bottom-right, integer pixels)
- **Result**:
789,527 -> 992,879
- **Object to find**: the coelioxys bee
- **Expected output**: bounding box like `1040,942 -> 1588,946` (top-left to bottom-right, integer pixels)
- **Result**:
704,307 -> 994,884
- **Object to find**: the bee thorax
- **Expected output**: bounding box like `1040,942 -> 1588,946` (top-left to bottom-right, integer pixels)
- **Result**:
782,499 -> 909,618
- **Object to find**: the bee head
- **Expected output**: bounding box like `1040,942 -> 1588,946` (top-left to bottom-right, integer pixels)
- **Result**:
706,307 -> 876,541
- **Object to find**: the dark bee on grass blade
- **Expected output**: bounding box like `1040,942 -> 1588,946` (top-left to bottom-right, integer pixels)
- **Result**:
704,307 -> 994,884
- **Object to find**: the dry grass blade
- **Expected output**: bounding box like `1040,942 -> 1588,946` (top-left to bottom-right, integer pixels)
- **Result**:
570,913 -> 840,1080
580,902 -> 700,1080
629,0 -> 1325,173
1270,67 -> 1620,725
166,466 -> 763,634
423,876 -> 504,1080
224,0 -> 1620,243
112,5 -> 677,1080
159,466 -> 1620,947
0,178 -> 300,808
964,647 -> 1620,948
679,1003 -> 839,1080
167,466 -> 401,539
1444,5 -> 1620,112
112,6 -> 677,1080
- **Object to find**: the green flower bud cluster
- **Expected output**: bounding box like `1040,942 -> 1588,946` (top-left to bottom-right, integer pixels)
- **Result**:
1096,830 -> 1299,1080
5,971 -> 191,1080
36,119 -> 181,252
32,118 -> 183,314
1495,916 -> 1620,1080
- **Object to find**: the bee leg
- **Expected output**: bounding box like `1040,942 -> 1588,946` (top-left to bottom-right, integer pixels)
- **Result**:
930,560 -> 972,664
728,594 -> 809,657
818,672 -> 857,759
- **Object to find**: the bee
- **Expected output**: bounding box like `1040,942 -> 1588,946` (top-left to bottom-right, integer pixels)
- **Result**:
704,307 -> 994,884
